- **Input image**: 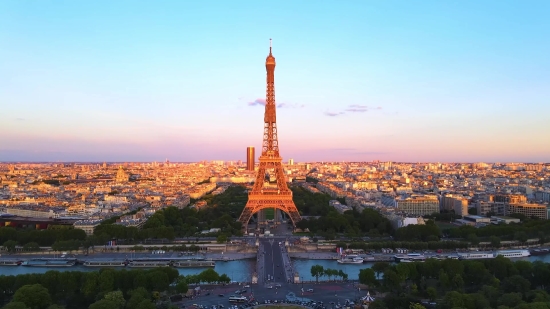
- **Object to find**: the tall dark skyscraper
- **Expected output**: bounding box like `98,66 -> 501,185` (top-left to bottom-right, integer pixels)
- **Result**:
246,146 -> 255,171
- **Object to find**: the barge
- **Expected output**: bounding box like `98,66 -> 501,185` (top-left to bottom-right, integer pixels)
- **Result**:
83,260 -> 127,267
172,260 -> 215,268
22,259 -> 76,267
127,261 -> 171,268
0,260 -> 23,266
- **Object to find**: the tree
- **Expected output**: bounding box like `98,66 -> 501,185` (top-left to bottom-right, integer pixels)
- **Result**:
46,306 -> 64,309
98,269 -> 116,292
135,300 -> 156,309
372,262 -> 390,279
197,268 -> 219,283
452,274 -> 464,291
442,291 -> 466,308
147,271 -> 169,291
2,303 -> 29,309
311,265 -> 324,283
216,234 -> 228,243
219,274 -> 230,283
104,291 -> 126,308
409,303 -> 426,309
126,288 -> 149,309
490,236 -> 501,248
23,242 -> 40,252
499,293 -> 523,308
176,281 -> 188,294
3,240 -> 17,253
383,269 -> 402,291
467,233 -> 479,246
88,299 -> 119,309
426,287 -> 437,301
359,268 -> 377,286
12,284 -> 52,309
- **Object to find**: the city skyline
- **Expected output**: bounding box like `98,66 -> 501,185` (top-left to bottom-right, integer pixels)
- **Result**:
2,1 -> 549,163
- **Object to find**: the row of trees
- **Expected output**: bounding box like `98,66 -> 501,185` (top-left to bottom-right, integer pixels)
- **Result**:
336,240 -> 471,251
296,208 -> 393,237
445,220 -> 550,241
359,258 -> 550,309
0,227 -> 87,247
310,265 -> 349,282
0,267 -> 229,309
291,186 -> 333,216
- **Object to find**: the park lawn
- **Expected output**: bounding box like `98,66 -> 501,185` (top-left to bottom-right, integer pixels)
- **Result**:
435,221 -> 458,230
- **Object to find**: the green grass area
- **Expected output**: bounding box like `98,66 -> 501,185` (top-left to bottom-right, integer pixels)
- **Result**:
435,221 -> 458,230
264,208 -> 274,220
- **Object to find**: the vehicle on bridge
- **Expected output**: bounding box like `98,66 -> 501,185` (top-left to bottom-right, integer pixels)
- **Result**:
228,295 -> 247,303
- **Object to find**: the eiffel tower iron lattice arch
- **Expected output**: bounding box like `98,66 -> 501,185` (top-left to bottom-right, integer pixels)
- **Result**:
238,40 -> 302,231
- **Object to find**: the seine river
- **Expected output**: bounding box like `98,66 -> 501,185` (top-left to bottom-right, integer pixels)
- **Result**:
1,255 -> 550,282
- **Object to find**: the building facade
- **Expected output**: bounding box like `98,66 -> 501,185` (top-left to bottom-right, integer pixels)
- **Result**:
246,147 -> 255,171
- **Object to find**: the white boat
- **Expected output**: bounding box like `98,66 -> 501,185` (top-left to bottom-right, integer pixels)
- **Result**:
496,250 -> 530,258
337,255 -> 364,264
22,259 -> 76,267
394,253 -> 426,263
172,260 -> 215,268
0,260 -> 22,266
83,260 -> 127,267
128,261 -> 171,268
458,252 -> 495,260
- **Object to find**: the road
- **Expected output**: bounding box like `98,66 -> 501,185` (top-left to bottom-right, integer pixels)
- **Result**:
259,237 -> 287,285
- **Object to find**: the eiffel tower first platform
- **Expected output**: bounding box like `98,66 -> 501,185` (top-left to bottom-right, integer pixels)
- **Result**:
238,40 -> 302,232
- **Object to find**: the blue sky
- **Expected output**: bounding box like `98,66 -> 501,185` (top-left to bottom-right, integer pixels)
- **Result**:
1,0 -> 549,163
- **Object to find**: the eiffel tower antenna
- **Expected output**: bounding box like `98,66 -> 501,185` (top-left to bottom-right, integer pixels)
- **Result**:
238,40 -> 302,232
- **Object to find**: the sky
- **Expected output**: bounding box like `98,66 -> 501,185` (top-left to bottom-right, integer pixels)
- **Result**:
1,1 -> 549,163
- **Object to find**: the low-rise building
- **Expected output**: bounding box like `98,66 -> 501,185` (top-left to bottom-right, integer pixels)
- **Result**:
73,219 -> 101,235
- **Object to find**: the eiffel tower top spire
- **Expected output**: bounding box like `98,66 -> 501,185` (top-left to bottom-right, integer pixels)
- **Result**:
263,38 -> 278,157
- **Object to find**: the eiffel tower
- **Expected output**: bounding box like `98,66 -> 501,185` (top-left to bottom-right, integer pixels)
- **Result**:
238,40 -> 302,231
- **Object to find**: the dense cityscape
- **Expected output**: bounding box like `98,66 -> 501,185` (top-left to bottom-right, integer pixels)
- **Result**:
1,161 -> 549,233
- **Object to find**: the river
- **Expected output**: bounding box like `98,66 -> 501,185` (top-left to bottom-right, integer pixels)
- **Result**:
1,255 -> 550,282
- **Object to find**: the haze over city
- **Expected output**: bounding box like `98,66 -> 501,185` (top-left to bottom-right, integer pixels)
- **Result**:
1,1 -> 549,162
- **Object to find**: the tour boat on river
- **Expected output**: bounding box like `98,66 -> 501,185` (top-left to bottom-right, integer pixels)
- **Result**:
393,253 -> 426,263
83,260 -> 127,267
22,259 -> 76,267
127,261 -> 171,268
172,260 -> 215,268
337,255 -> 364,264
0,260 -> 23,266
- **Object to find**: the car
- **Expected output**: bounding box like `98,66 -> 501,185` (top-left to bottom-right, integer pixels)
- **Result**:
218,294 -> 224,297
244,285 -> 250,288
267,285 -> 273,289
275,284 -> 281,288
307,289 -> 314,292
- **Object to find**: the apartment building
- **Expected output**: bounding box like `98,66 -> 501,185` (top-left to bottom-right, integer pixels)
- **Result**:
396,195 -> 439,216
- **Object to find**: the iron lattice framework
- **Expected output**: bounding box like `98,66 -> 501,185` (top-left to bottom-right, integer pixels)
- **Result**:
238,40 -> 302,230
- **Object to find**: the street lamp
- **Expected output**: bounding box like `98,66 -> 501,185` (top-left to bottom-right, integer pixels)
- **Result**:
301,276 -> 304,295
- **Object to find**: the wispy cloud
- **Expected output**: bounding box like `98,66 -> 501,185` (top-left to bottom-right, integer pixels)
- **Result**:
248,98 -> 266,106
345,105 -> 382,113
324,111 -> 344,117
278,103 -> 305,108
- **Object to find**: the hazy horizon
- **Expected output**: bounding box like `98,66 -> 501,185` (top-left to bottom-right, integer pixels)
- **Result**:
2,1 -> 549,163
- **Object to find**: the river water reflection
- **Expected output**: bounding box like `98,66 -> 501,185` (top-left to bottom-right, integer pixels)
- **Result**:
292,254 -> 550,281
1,255 -> 550,282
0,259 -> 255,282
